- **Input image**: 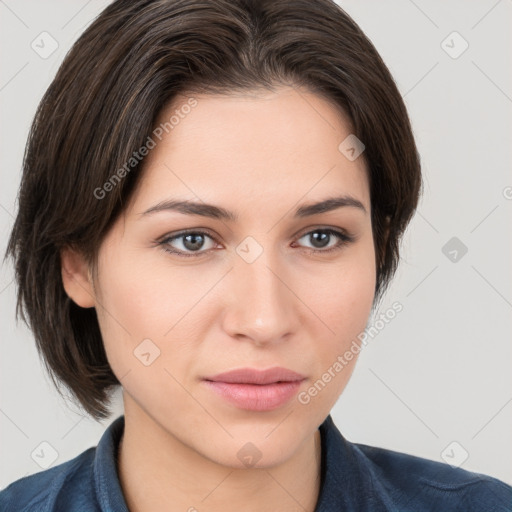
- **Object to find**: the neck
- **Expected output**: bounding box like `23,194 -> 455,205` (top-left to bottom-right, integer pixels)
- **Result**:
117,399 -> 322,512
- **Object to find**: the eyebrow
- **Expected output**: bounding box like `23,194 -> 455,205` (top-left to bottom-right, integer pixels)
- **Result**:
139,195 -> 367,221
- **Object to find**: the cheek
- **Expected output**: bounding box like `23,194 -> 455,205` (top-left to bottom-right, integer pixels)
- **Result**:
95,264 -> 161,340
93,246 -> 216,384
302,234 -> 376,398
319,234 -> 376,337
92,247 -> 173,372
95,245 -> 202,337
92,255 -> 195,413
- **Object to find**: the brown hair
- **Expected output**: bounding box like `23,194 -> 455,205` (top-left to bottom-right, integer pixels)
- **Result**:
5,0 -> 422,420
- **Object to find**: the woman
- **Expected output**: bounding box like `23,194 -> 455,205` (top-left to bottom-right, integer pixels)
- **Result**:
2,0 -> 511,510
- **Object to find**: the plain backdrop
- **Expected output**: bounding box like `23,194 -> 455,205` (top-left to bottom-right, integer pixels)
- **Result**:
1,0 -> 511,489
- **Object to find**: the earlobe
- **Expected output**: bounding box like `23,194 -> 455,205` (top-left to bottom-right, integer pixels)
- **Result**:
60,247 -> 96,308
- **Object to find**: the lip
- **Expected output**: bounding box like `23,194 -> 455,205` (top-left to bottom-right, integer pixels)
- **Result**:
206,367 -> 305,385
203,367 -> 306,411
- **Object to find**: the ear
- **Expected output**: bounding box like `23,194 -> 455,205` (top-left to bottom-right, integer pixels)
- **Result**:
60,247 -> 96,308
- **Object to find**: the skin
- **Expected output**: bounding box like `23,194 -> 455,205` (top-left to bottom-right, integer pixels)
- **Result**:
61,85 -> 376,512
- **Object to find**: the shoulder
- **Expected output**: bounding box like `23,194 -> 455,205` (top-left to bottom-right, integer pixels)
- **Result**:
352,441 -> 512,511
0,447 -> 97,512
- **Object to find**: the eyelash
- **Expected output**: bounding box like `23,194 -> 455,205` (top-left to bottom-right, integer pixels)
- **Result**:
157,228 -> 354,258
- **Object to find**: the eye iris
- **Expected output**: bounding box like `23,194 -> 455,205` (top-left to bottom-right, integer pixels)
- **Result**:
310,231 -> 330,248
183,233 -> 205,251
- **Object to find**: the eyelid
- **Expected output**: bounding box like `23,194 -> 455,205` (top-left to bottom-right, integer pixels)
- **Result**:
294,224 -> 353,240
157,229 -> 220,255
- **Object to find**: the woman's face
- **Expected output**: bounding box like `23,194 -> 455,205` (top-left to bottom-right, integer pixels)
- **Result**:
91,85 -> 375,467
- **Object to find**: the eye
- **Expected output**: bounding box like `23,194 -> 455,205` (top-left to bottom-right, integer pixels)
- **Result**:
158,230 -> 218,257
294,228 -> 354,254
157,227 -> 354,258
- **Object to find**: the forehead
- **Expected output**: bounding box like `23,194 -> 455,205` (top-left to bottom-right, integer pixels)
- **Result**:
129,86 -> 369,216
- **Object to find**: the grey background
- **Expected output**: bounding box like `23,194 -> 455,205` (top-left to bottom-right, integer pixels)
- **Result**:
1,0 -> 511,489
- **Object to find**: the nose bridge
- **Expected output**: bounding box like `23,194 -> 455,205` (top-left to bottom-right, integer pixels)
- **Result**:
223,239 -> 296,343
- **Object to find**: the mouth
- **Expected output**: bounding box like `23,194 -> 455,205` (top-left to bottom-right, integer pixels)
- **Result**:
203,367 -> 306,411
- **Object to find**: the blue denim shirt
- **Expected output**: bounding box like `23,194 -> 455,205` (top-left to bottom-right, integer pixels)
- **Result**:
1,414 -> 511,511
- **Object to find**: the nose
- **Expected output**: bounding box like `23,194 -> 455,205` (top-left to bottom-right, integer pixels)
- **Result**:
221,248 -> 299,347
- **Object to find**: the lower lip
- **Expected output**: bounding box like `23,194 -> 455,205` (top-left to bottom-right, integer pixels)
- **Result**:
203,380 -> 304,411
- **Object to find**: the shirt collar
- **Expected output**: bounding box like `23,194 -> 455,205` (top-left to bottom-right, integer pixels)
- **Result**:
315,414 -> 371,511
94,415 -> 129,512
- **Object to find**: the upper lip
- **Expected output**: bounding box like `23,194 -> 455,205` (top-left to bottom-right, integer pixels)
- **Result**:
205,367 -> 305,385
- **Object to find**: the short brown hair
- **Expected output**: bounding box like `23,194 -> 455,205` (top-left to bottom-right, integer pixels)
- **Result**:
5,0 -> 422,420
